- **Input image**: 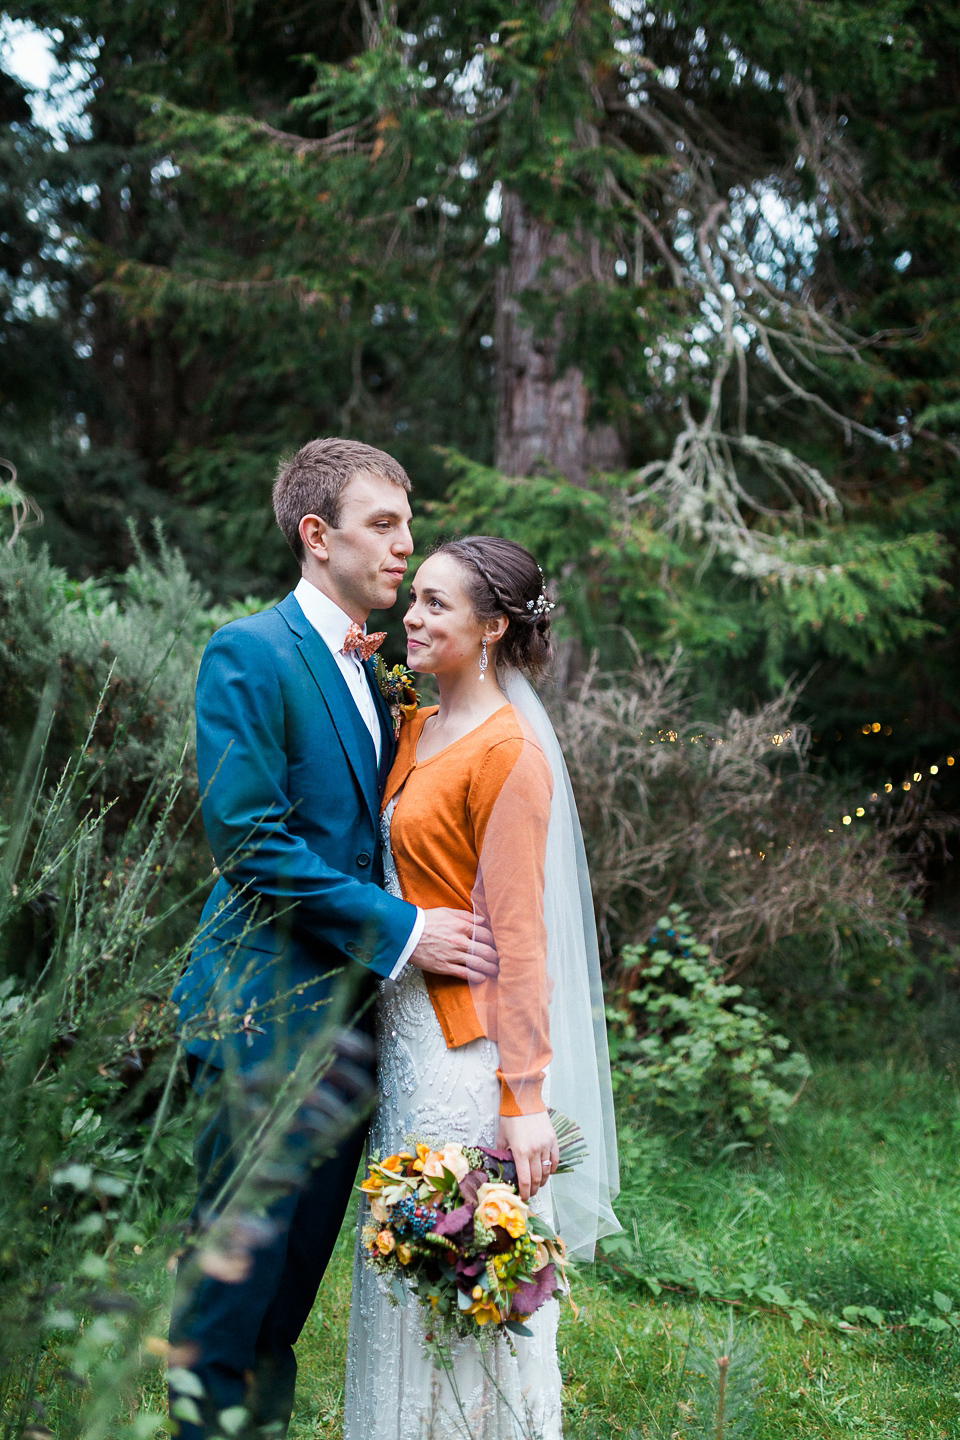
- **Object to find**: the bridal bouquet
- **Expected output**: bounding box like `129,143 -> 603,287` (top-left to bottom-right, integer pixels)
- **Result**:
359,1115 -> 585,1344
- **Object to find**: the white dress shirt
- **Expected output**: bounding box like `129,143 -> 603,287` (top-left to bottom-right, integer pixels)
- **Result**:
294,578 -> 423,977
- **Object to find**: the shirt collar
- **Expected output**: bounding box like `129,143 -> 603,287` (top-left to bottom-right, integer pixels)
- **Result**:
294,577 -> 364,656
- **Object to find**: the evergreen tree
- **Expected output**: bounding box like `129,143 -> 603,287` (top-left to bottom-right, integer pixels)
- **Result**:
3,0 -> 959,790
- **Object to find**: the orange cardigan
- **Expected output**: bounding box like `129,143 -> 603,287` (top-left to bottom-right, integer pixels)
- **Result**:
383,704 -> 553,1116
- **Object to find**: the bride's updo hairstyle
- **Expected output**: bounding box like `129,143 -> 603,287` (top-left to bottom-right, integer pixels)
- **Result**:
435,536 -> 553,677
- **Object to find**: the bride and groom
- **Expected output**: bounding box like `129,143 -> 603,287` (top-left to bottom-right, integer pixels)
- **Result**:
170,437 -> 619,1438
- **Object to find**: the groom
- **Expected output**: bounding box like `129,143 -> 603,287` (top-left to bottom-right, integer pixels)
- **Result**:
169,438 -> 497,1437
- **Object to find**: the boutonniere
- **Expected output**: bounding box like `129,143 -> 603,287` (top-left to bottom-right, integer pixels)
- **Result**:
375,656 -> 419,739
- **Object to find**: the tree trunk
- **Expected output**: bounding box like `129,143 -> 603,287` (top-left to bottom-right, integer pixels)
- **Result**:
494,191 -> 623,485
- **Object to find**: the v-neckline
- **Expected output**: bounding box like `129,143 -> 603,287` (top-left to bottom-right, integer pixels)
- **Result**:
413,704 -> 511,767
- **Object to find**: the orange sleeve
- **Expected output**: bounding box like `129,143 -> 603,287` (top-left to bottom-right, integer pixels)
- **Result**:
468,734 -> 553,1116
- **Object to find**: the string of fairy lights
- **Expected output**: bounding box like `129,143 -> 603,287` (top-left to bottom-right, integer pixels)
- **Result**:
637,720 -> 956,836
811,719 -> 955,833
828,744 -> 956,832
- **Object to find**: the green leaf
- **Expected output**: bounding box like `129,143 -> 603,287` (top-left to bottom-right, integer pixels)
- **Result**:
78,1253 -> 109,1279
506,1320 -> 534,1337
52,1163 -> 93,1190
390,1276 -> 407,1308
167,1367 -> 206,1399
170,1399 -> 202,1425
216,1407 -> 250,1436
127,1413 -> 167,1439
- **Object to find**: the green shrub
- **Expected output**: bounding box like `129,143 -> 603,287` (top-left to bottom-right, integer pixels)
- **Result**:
609,906 -> 811,1137
0,712 -> 199,1434
0,527 -> 264,808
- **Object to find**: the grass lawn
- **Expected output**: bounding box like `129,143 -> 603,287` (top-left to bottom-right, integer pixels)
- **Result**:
284,1060 -> 960,1439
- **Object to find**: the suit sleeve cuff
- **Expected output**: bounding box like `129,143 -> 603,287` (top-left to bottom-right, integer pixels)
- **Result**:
388,907 -> 424,980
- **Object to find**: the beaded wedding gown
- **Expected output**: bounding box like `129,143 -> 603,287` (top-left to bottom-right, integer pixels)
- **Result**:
342,805 -> 564,1440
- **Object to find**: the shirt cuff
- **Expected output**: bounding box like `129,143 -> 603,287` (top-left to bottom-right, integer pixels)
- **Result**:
388,907 -> 424,980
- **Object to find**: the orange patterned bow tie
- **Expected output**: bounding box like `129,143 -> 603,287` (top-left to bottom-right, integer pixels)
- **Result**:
342,622 -> 386,663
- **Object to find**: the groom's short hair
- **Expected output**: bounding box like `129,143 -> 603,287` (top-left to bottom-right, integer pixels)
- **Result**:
273,437 -> 412,562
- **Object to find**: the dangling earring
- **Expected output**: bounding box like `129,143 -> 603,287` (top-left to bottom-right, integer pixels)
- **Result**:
478,638 -> 488,682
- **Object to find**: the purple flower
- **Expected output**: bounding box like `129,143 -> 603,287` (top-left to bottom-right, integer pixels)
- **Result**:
509,1263 -> 557,1319
477,1148 -> 518,1188
458,1169 -> 489,1207
454,1254 -> 487,1290
433,1205 -> 473,1239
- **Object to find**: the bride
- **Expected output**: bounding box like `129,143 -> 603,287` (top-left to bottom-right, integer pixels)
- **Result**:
344,536 -> 620,1440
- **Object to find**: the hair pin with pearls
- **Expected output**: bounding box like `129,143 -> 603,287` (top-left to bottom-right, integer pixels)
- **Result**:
527,573 -> 555,619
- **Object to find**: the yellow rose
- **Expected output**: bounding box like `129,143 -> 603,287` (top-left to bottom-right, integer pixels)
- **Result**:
369,1195 -> 388,1224
396,1243 -> 413,1265
375,1229 -> 395,1256
360,1172 -> 383,1194
422,1143 -> 470,1183
412,1142 -> 431,1173
381,1155 -> 404,1173
475,1181 -> 529,1239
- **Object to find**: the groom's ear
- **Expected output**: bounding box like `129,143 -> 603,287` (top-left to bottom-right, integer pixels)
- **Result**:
299,513 -> 331,565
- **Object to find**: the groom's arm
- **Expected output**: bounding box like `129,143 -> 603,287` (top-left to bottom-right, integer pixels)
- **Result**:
197,624 -> 417,979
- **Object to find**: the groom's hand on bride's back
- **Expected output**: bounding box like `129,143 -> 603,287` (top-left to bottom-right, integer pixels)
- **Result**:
409,908 -> 498,981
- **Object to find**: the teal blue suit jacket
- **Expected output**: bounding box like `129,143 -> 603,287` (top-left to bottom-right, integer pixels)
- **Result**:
173,591 -> 419,1071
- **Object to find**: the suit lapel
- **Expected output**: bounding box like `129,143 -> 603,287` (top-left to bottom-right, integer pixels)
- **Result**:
364,658 -> 396,793
277,593 -> 380,825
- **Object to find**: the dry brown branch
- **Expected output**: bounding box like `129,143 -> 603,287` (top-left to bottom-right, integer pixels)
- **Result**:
549,654 -> 932,977
251,119 -> 371,158
598,73 -> 906,568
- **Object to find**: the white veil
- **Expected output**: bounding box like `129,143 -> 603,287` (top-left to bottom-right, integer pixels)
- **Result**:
498,672 -> 621,1260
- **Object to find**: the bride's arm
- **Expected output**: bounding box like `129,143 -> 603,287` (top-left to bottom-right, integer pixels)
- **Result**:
469,735 -> 558,1198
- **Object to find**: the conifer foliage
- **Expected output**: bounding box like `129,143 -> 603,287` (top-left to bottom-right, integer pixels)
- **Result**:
2,0 -> 959,770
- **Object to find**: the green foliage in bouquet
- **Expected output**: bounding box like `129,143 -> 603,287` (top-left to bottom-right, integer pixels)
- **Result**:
609,906 -> 811,1138
359,1135 -> 576,1352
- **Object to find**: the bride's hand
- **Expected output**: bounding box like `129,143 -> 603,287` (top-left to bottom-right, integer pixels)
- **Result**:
497,1112 -> 559,1202
410,908 -> 499,980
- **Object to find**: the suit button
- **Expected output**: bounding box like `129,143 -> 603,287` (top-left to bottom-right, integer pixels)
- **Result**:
357,852 -> 371,868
